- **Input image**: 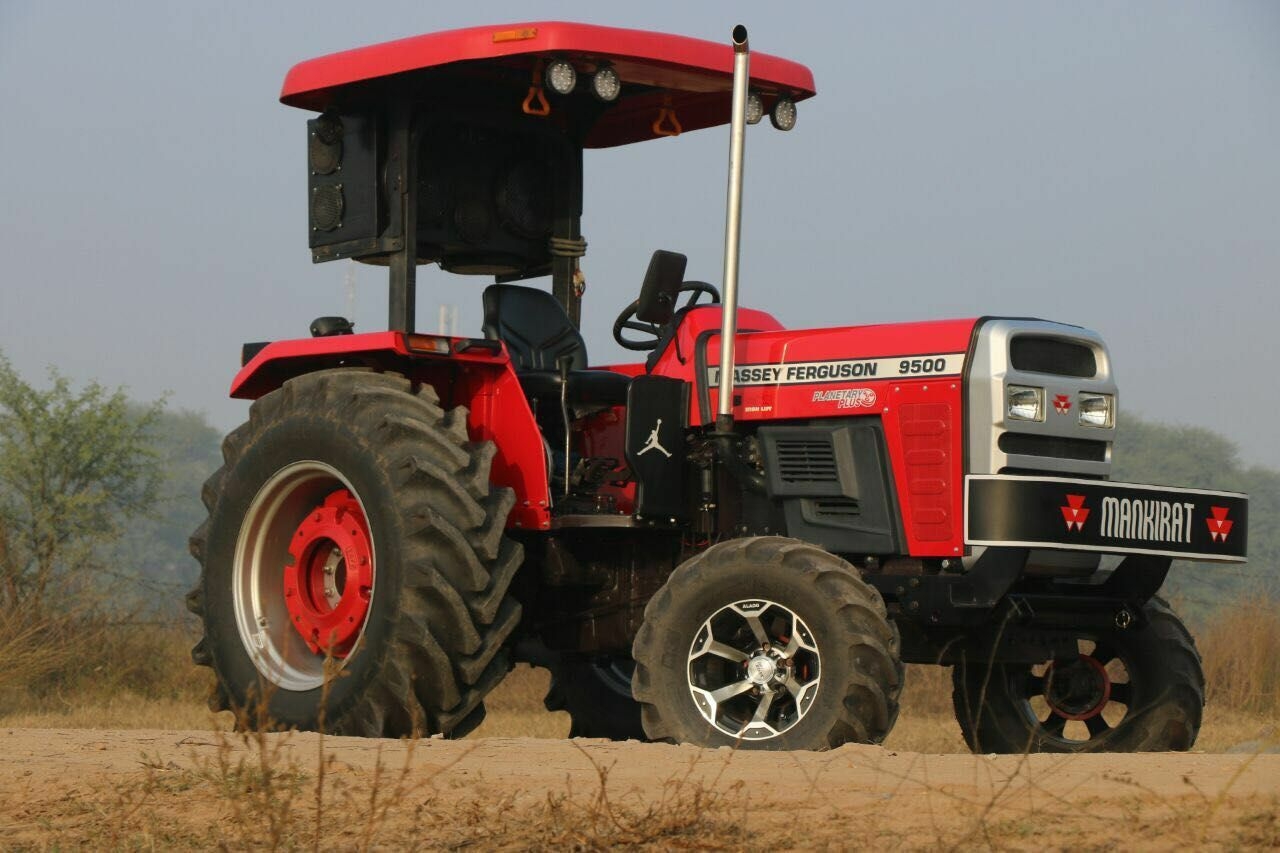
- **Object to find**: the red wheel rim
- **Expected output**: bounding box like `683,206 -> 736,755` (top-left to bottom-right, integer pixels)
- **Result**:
1044,653 -> 1112,722
282,489 -> 373,657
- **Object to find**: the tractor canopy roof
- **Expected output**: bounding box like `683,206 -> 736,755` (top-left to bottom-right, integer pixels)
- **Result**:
281,21 -> 816,147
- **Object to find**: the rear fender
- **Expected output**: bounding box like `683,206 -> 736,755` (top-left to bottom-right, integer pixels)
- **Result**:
230,331 -> 551,530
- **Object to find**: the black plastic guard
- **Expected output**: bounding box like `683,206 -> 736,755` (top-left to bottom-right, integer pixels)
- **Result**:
758,420 -> 901,556
625,376 -> 690,522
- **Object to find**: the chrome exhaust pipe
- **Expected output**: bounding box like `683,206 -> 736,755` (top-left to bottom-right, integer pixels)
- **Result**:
715,24 -> 750,430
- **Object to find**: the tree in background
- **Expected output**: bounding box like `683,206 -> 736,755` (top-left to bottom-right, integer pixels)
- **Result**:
0,355 -> 164,612
1113,414 -> 1278,618
110,407 -> 223,608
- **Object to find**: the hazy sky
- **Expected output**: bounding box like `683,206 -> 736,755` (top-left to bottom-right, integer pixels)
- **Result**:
2,3 -> 1277,467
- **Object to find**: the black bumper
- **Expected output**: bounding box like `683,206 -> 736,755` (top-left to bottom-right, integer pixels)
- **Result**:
965,475 -> 1247,563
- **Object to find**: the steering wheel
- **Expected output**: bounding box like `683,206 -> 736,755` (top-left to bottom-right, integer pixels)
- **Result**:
612,281 -> 721,351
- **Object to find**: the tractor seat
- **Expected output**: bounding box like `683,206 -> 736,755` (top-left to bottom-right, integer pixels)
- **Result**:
482,284 -> 631,406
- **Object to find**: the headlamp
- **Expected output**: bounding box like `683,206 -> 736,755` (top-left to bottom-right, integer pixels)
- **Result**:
1007,385 -> 1045,422
1078,393 -> 1114,428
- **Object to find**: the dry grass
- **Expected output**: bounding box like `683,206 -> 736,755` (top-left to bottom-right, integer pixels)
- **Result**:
1199,592 -> 1280,715
9,726 -> 1280,851
470,664 -> 567,740
0,615 -> 213,732
0,609 -> 98,694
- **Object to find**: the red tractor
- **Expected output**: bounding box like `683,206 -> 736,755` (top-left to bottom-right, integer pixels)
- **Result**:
188,22 -> 1248,752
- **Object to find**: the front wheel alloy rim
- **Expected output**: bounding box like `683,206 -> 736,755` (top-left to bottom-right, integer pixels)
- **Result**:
233,461 -> 377,692
687,599 -> 820,740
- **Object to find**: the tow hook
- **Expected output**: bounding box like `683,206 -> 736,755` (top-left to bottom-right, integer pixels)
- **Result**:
1114,607 -> 1134,630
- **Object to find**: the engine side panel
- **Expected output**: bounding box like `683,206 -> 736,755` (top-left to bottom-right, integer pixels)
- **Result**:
650,311 -> 977,558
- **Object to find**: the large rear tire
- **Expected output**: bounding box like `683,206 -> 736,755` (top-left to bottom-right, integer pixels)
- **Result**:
186,370 -> 523,738
544,654 -> 647,741
951,597 -> 1204,753
632,537 -> 903,750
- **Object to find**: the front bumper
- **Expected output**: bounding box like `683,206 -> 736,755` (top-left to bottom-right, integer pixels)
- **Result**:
965,474 -> 1248,563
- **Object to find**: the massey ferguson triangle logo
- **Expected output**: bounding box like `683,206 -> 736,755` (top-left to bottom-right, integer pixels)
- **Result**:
1061,494 -> 1090,532
1053,394 -> 1072,415
1206,506 -> 1234,543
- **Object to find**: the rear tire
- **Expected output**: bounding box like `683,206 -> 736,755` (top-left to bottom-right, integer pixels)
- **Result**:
632,537 -> 903,750
186,370 -> 523,738
544,654 -> 647,740
951,597 -> 1204,753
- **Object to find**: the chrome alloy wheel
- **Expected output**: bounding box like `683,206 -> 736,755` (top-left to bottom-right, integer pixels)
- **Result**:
232,461 -> 377,692
686,599 -> 821,740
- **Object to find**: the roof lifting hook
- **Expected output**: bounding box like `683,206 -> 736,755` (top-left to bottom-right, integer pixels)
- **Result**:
653,94 -> 682,137
523,60 -> 551,116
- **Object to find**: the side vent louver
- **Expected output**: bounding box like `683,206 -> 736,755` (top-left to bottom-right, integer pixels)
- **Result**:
813,498 -> 859,518
775,438 -> 839,485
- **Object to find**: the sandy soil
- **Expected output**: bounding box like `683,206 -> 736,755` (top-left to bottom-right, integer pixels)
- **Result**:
2,728 -> 1278,849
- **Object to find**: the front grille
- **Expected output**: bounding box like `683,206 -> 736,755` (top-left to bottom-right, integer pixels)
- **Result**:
1010,336 -> 1096,378
999,466 -> 1107,480
998,432 -> 1108,462
774,438 -> 839,485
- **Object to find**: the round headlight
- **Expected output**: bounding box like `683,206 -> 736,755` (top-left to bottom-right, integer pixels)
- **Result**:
591,65 -> 621,102
770,96 -> 797,131
745,92 -> 763,125
545,59 -> 577,95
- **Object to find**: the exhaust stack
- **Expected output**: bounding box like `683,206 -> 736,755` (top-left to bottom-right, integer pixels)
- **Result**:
715,24 -> 750,431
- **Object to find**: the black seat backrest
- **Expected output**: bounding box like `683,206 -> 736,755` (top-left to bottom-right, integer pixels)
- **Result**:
482,284 -> 588,372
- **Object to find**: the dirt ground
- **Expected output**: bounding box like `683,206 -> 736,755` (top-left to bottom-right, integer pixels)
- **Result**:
2,728 -> 1278,850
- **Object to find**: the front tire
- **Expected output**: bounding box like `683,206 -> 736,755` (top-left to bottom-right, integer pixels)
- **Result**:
186,370 -> 523,738
632,537 -> 903,750
951,597 -> 1204,753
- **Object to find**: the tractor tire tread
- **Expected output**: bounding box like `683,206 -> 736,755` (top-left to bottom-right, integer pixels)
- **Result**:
186,368 -> 523,738
632,536 -> 903,750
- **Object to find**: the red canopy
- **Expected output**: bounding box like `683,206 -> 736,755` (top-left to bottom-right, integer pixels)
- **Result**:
280,21 -> 816,148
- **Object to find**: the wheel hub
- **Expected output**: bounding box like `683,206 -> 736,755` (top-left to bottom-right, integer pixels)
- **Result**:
1045,654 -> 1111,721
283,489 -> 373,657
746,654 -> 779,685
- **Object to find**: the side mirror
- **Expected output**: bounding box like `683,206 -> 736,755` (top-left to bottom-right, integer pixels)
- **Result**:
635,250 -> 688,325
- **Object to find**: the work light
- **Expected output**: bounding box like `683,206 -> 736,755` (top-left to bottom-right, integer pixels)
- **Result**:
746,92 -> 763,125
770,96 -> 797,131
545,59 -> 577,95
591,65 -> 621,101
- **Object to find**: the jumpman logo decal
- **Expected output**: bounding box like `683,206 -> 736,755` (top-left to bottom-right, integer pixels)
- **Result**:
637,418 -> 672,458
